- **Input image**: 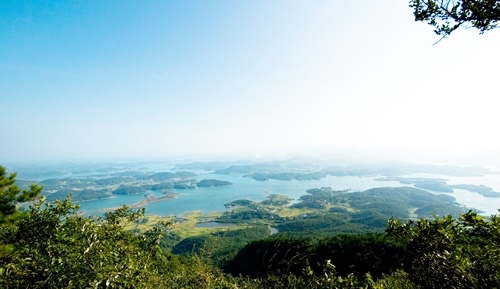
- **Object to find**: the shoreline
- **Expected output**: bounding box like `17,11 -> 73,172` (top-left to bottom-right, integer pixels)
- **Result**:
81,192 -> 177,214
128,192 -> 177,209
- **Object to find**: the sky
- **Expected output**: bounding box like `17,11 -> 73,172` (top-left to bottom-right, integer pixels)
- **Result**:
1,0 -> 499,164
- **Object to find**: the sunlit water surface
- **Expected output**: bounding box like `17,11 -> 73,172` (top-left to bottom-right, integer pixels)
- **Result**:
75,172 -> 499,217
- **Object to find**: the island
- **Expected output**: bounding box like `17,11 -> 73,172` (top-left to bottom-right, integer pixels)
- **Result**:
45,188 -> 112,202
243,172 -> 326,181
450,184 -> 500,198
196,179 -> 233,187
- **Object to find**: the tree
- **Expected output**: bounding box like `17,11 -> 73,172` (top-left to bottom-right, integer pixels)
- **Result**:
387,210 -> 500,288
0,166 -> 41,223
0,197 -> 173,288
410,0 -> 500,37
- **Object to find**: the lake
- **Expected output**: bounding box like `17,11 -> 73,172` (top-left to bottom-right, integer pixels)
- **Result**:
76,172 -> 500,217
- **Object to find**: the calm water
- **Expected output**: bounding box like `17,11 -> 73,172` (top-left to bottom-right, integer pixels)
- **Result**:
195,222 -> 236,228
409,173 -> 500,216
77,172 -> 500,217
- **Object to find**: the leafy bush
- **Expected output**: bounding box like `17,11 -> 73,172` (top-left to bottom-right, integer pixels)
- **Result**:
387,211 -> 500,289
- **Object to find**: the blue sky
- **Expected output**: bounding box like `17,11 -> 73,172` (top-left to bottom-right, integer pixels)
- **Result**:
1,1 -> 499,163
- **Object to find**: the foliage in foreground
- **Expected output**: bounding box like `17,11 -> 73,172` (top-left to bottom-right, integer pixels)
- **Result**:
0,198 -> 171,288
387,210 -> 500,289
0,197 -> 415,288
0,166 -> 41,224
410,0 -> 500,37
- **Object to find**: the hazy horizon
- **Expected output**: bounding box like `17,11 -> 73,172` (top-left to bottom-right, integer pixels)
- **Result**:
2,1 -> 499,165
3,148 -> 500,171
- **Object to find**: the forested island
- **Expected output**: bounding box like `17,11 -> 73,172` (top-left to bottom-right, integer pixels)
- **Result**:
244,172 -> 326,181
45,188 -> 112,202
376,177 -> 500,197
214,161 -> 497,178
20,169 -> 237,201
196,179 -> 233,187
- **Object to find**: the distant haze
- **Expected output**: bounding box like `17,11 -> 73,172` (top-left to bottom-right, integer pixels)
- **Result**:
1,1 -> 499,164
